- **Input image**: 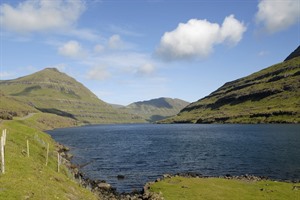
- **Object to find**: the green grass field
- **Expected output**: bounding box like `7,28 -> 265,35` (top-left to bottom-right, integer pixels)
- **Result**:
150,176 -> 300,200
0,114 -> 97,200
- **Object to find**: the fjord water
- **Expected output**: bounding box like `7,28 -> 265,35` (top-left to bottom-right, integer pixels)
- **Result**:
48,124 -> 300,193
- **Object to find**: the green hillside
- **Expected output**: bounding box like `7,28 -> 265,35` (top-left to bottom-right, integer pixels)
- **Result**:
0,68 -> 145,124
0,91 -> 39,120
122,97 -> 189,122
161,55 -> 300,124
0,114 -> 97,199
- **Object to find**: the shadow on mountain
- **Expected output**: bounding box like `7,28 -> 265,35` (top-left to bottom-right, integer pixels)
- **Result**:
35,107 -> 77,120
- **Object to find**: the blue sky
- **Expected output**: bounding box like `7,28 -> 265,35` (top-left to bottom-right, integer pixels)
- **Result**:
1,0 -> 299,105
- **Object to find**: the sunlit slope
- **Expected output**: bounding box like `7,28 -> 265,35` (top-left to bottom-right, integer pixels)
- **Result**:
161,56 -> 300,124
0,68 -> 144,124
0,91 -> 39,119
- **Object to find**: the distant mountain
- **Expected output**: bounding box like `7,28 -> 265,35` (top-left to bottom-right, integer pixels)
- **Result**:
160,48 -> 300,124
121,97 -> 189,122
0,68 -> 145,124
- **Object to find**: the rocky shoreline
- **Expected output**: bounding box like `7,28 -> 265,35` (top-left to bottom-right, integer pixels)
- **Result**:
57,143 -> 164,200
56,143 -> 299,200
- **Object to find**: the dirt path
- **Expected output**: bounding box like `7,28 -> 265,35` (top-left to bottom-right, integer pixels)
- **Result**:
19,113 -> 37,120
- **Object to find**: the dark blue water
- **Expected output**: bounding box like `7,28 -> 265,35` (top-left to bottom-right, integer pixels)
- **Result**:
48,124 -> 300,193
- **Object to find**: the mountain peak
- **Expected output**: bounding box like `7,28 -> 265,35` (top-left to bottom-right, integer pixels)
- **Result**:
284,45 -> 300,61
44,67 -> 60,72
0,68 -> 145,124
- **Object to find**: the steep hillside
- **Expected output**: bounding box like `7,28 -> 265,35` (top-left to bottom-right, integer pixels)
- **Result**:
122,97 -> 189,122
0,68 -> 145,124
161,55 -> 300,124
0,91 -> 39,120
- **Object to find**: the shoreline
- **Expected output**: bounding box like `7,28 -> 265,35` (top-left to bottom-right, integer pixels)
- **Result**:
56,142 -> 300,200
56,142 -> 164,200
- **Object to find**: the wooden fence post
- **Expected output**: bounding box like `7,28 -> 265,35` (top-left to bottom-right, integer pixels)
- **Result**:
3,129 -> 6,146
1,135 -> 4,174
46,143 -> 49,166
27,140 -> 30,157
57,152 -> 60,172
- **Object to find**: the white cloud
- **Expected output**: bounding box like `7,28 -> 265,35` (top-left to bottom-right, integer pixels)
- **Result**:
157,15 -> 246,60
108,34 -> 124,50
137,63 -> 155,76
0,0 -> 85,33
86,66 -> 111,81
258,50 -> 269,57
69,28 -> 101,41
0,71 -> 12,79
58,40 -> 86,58
255,0 -> 300,33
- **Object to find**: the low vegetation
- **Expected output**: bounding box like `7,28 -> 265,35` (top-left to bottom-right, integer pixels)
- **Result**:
150,176 -> 300,200
0,114 -> 97,200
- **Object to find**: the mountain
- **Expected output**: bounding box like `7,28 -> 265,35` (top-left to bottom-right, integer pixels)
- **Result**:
284,45 -> 300,61
160,49 -> 300,124
121,97 -> 189,122
0,68 -> 145,124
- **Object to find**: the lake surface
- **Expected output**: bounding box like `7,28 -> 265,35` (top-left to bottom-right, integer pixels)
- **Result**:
48,124 -> 300,193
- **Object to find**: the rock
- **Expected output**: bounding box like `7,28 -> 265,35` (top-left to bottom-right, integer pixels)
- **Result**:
163,174 -> 172,179
98,182 -> 112,190
292,186 -> 300,190
117,175 -> 125,180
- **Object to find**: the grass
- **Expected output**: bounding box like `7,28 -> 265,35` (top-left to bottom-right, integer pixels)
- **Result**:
0,114 -> 98,200
150,176 -> 300,200
0,68 -> 145,124
161,57 -> 300,124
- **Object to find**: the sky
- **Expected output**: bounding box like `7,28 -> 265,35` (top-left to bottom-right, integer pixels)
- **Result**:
0,0 -> 299,105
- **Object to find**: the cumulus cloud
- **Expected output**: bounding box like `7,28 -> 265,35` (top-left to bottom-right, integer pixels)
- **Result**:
255,0 -> 300,33
58,40 -> 86,58
157,15 -> 246,60
86,66 -> 111,81
0,0 -> 85,33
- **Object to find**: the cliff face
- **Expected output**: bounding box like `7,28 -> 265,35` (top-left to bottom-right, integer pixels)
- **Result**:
0,68 -> 145,124
160,50 -> 300,124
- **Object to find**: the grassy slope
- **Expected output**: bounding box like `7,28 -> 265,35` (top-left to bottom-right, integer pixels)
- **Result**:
0,92 -> 39,119
0,68 -> 145,124
150,176 -> 300,200
0,114 -> 97,200
122,98 -> 189,122
162,57 -> 300,124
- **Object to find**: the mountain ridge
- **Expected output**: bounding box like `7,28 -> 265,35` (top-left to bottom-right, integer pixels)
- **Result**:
160,48 -> 300,124
0,68 -> 145,124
